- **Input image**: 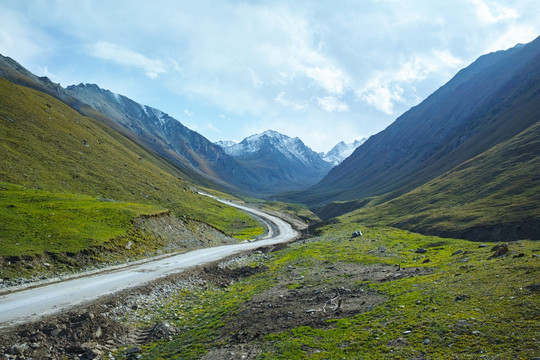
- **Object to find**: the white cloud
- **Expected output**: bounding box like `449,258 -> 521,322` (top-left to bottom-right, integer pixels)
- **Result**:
275,92 -> 306,111
90,41 -> 167,79
184,109 -> 193,116
486,25 -> 539,52
468,0 -> 519,23
2,0 -> 539,152
356,50 -> 465,114
317,96 -> 349,112
303,66 -> 348,94
359,84 -> 404,115
206,123 -> 221,132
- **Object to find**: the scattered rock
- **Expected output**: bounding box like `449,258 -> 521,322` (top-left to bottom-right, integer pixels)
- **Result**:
378,246 -> 387,252
455,294 -> 469,301
488,244 -> 509,259
525,284 -> 540,293
150,322 -> 178,339
415,248 -> 427,254
422,259 -> 431,263
423,338 -> 431,345
478,244 -> 488,248
125,241 -> 133,250
513,253 -> 525,258
351,230 -> 363,238
387,337 -> 408,347
8,343 -> 29,355
125,346 -> 142,359
81,312 -> 95,321
452,250 -> 463,256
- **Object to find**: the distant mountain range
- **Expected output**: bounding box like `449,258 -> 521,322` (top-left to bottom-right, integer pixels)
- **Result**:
2,33 -> 539,242
284,35 -> 540,241
216,130 -> 334,193
322,139 -> 366,166
0,54 -> 343,196
218,135 -> 365,167
63,83 -> 266,194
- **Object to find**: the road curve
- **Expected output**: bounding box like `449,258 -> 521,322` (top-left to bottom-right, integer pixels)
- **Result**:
0,197 -> 298,328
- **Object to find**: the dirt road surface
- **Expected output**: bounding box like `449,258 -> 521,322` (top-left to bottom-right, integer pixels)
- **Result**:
0,198 -> 298,328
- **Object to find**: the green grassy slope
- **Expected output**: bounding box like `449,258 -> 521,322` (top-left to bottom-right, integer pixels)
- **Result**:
0,78 -> 259,228
339,119 -> 540,241
0,182 -> 165,257
0,54 -> 232,192
0,78 -> 263,276
117,225 -> 539,359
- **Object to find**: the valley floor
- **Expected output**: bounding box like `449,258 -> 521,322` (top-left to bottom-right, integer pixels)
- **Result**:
0,224 -> 538,359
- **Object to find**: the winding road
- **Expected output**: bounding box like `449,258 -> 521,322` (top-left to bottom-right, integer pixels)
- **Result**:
0,197 -> 298,328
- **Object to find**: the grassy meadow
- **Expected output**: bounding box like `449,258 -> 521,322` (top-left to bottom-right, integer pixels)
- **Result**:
115,220 -> 540,359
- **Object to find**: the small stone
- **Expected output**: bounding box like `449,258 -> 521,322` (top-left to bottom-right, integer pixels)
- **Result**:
415,248 -> 427,254
8,343 -> 28,355
403,330 -> 412,335
125,241 -> 133,250
478,244 -> 488,248
452,250 -> 463,256
82,311 -> 95,320
490,244 -> 509,257
422,258 -> 431,263
93,326 -> 102,338
455,294 -> 469,301
472,330 -> 481,335
423,338 -> 431,345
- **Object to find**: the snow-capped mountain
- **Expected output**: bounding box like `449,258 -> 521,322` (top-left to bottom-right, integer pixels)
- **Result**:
64,83 -> 269,194
323,138 -> 367,165
215,140 -> 237,150
217,130 -> 333,193
224,130 -> 323,166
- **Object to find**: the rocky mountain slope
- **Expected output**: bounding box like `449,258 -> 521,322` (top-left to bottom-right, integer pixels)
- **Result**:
64,83 -> 269,195
0,55 -> 337,197
286,36 -> 540,210
217,130 -> 333,193
0,77 -> 262,279
283,36 -> 540,241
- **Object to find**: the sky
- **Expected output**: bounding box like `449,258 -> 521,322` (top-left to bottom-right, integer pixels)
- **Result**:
1,1 -> 539,153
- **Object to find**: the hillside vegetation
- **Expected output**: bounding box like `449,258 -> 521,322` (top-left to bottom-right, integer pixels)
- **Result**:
0,78 -> 263,279
105,223 -> 539,359
339,119 -> 540,241
287,37 -> 540,208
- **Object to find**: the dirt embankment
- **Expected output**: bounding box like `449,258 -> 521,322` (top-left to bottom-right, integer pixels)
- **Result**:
0,212 -> 236,290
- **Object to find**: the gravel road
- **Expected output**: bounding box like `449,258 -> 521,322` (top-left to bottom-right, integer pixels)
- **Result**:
0,197 -> 298,328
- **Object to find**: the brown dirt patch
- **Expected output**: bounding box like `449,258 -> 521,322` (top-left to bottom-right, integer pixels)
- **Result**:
219,262 -> 431,345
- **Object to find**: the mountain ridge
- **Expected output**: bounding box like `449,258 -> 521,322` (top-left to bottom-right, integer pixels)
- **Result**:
217,130 -> 333,193
284,35 -> 540,208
